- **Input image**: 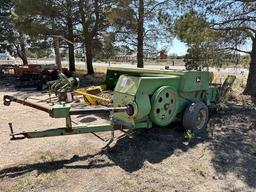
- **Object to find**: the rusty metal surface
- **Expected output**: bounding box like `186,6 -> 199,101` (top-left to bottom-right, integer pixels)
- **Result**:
4,95 -> 52,114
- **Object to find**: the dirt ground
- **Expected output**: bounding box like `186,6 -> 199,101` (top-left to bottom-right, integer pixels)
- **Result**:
0,76 -> 256,192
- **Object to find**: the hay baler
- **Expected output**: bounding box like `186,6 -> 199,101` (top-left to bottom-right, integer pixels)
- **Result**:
4,67 -> 232,143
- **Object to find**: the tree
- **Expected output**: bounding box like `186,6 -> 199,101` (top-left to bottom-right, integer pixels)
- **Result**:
94,32 -> 118,60
53,0 -> 78,72
65,0 -> 76,72
137,0 -> 144,68
12,0 -> 116,74
77,0 -> 113,74
0,0 -> 28,64
27,38 -> 52,58
177,0 -> 256,96
110,0 -> 172,68
170,10 -> 222,69
13,0 -> 77,72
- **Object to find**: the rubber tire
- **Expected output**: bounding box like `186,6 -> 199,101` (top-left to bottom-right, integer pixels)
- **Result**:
182,101 -> 209,135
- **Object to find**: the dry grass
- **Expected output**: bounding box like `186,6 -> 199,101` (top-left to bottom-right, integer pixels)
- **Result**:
212,73 -> 247,93
0,151 -> 61,192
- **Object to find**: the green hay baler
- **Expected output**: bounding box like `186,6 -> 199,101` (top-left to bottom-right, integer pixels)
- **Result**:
3,67 -> 235,144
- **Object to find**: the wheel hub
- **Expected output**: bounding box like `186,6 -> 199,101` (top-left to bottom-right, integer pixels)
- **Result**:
196,109 -> 207,129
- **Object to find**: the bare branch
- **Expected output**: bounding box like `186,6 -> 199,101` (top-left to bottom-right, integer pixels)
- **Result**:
220,47 -> 251,54
144,0 -> 170,16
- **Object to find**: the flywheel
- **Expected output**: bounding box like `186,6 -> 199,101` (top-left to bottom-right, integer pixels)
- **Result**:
150,86 -> 177,126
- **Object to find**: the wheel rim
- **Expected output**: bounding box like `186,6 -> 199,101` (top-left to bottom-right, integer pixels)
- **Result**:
150,86 -> 177,126
196,109 -> 207,129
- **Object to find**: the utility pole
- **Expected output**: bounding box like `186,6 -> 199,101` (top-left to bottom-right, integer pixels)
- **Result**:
52,35 -> 74,71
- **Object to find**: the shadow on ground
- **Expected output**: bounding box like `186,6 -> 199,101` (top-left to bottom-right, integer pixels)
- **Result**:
0,126 -> 200,178
0,152 -> 114,179
209,103 -> 256,188
105,126 -> 201,172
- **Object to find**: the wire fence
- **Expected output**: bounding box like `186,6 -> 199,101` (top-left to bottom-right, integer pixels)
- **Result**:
0,57 -> 250,72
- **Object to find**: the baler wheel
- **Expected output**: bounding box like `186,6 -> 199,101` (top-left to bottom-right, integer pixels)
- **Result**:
182,101 -> 209,135
150,86 -> 177,126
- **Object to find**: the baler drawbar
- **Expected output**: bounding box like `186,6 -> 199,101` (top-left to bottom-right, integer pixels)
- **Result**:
4,95 -> 129,141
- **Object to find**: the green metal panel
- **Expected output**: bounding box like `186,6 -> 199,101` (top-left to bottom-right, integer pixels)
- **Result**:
107,67 -> 185,76
105,67 -> 185,90
113,75 -> 181,128
112,69 -> 218,129
105,67 -> 209,91
112,92 -> 137,128
207,85 -> 220,104
52,104 -> 71,118
23,123 -> 113,139
179,71 -> 209,92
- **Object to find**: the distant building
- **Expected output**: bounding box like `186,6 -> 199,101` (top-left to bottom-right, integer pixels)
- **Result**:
113,54 -> 136,62
160,50 -> 168,61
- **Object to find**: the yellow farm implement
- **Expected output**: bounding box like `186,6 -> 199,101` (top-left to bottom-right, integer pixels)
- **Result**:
75,86 -> 112,106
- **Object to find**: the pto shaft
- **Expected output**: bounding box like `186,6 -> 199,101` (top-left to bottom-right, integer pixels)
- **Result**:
3,95 -> 128,117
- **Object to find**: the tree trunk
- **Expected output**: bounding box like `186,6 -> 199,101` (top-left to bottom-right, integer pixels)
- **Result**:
85,40 -> 94,74
68,43 -> 75,73
67,0 -> 75,73
20,56 -> 28,65
244,36 -> 256,96
137,0 -> 144,68
53,37 -> 62,71
19,37 -> 28,65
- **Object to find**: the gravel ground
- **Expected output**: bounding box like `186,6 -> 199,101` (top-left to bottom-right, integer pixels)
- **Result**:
0,76 -> 256,192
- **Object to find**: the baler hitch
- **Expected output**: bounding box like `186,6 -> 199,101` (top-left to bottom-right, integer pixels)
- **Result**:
3,95 -> 130,142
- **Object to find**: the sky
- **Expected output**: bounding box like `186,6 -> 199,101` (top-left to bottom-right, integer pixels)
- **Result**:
167,38 -> 252,56
168,38 -> 188,56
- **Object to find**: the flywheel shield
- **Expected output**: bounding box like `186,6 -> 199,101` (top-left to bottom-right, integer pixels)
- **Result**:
150,86 -> 177,126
